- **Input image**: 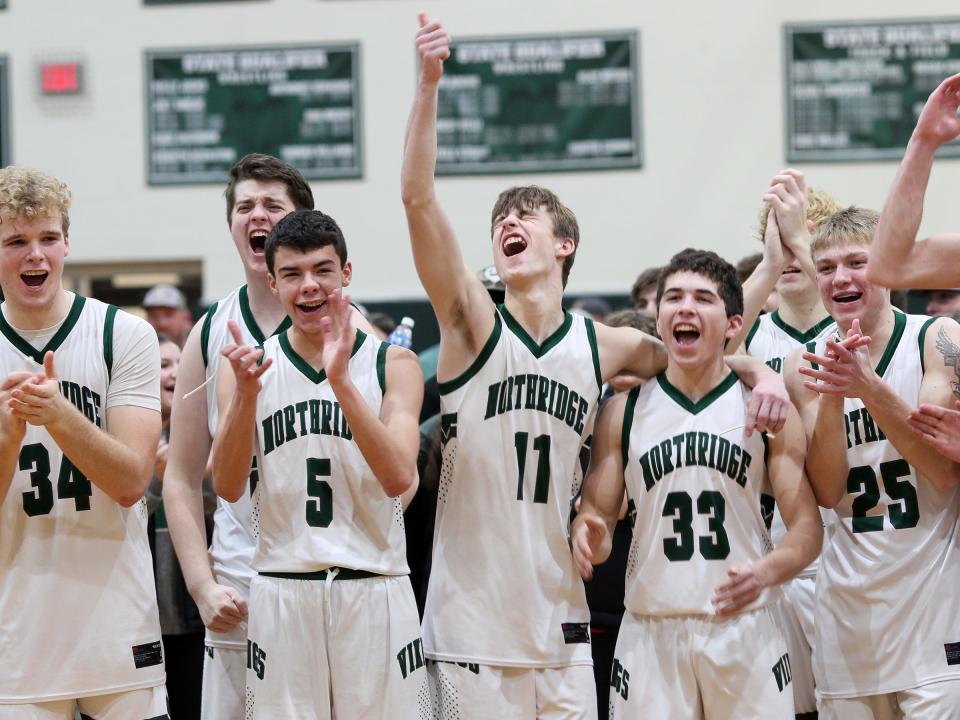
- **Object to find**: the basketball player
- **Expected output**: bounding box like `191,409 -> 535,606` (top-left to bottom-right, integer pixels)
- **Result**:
733,169 -> 842,718
162,153 -> 371,719
0,167 -> 168,718
573,248 -> 822,720
212,210 -> 426,718
785,207 -> 960,718
404,16 -> 790,718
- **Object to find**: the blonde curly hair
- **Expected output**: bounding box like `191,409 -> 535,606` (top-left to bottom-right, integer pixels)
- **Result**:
0,166 -> 72,232
757,186 -> 842,241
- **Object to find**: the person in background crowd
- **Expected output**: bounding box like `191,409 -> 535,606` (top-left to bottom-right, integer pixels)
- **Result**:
923,288 -> 960,317
571,297 -> 612,322
365,311 -> 397,342
143,283 -> 193,349
630,266 -> 664,316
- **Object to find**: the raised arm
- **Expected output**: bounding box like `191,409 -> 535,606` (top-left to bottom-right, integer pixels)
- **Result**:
211,322 -> 271,503
729,212 -> 787,355
871,73 -> 960,288
324,292 -> 422,497
730,170 -> 814,354
10,347 -> 160,507
713,407 -> 821,615
401,14 -> 493,346
571,392 -> 629,580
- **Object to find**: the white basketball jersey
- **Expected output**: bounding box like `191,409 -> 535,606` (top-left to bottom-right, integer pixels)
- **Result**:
423,307 -> 601,667
745,311 -> 836,375
813,311 -> 960,698
0,296 -> 164,702
622,373 -> 776,616
201,286 -> 291,591
746,310 -> 836,575
251,329 -> 408,574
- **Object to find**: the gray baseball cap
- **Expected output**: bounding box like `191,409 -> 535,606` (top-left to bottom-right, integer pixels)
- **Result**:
143,284 -> 187,310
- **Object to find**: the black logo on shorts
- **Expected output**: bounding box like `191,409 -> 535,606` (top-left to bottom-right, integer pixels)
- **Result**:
397,638 -> 426,679
132,641 -> 163,669
772,653 -> 792,692
610,658 -> 629,700
562,622 -> 590,644
946,642 -> 960,666
204,644 -> 214,659
247,639 -> 267,680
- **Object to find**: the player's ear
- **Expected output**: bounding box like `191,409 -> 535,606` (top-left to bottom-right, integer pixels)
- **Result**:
554,237 -> 574,258
341,260 -> 353,287
266,272 -> 279,296
725,314 -> 744,340
62,232 -> 69,257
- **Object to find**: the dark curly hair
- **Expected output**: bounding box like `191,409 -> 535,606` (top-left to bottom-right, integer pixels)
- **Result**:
265,210 -> 348,273
657,248 -> 743,318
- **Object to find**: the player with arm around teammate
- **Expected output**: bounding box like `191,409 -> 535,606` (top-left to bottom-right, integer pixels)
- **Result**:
404,17 -> 791,720
0,167 -> 168,719
784,207 -> 960,718
573,249 -> 822,720
212,210 -> 426,719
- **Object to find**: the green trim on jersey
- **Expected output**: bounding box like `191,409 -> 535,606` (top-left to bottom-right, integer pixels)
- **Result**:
279,328 -> 366,384
499,303 -> 572,358
656,371 -> 738,415
376,341 -> 388,393
200,300 -> 219,369
239,284 -> 291,345
918,315 -> 937,375
585,317 -> 602,391
0,293 -> 86,364
769,310 -> 835,344
437,312 -> 502,395
744,317 -> 761,350
622,385 -> 642,470
875,309 -> 907,378
103,304 -> 118,379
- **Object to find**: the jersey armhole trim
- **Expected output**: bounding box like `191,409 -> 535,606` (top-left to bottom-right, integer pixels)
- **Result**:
744,317 -> 761,350
200,301 -> 219,369
918,315 -> 937,374
585,318 -> 602,392
437,312 -> 502,396
103,304 -> 118,380
621,386 -> 641,470
377,342 -> 388,394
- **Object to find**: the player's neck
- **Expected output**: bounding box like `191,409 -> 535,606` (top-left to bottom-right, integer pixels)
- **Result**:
286,325 -> 340,372
502,285 -> 565,343
3,287 -> 72,331
663,355 -> 730,402
777,291 -> 828,331
244,272 -> 286,331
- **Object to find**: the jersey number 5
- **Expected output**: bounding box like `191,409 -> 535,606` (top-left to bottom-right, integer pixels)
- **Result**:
306,457 -> 333,527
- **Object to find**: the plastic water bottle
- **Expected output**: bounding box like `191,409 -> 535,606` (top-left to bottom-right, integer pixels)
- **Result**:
387,316 -> 415,349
